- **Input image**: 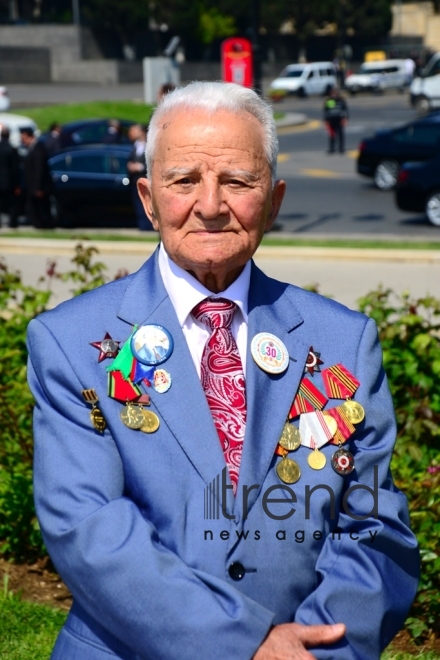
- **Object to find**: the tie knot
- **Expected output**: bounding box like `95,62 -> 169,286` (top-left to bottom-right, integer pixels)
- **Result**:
192,298 -> 237,330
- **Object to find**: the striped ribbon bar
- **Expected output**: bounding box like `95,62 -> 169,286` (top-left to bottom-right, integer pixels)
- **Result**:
299,410 -> 334,449
289,378 -> 328,419
108,370 -> 141,402
325,405 -> 356,445
321,364 -> 360,399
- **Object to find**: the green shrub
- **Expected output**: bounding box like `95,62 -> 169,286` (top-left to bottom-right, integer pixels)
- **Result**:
358,287 -> 440,642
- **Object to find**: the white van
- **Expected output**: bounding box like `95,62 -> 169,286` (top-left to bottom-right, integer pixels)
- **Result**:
270,62 -> 336,97
410,53 -> 440,113
0,112 -> 38,147
344,60 -> 407,94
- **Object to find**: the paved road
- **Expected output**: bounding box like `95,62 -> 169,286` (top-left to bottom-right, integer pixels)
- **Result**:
10,85 -> 439,238
1,239 -> 439,312
275,93 -> 440,238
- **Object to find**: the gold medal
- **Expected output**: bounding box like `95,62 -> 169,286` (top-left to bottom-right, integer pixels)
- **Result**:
308,448 -> 327,470
279,423 -> 301,451
342,400 -> 365,424
120,403 -> 145,429
90,407 -> 107,432
140,410 -> 160,433
322,413 -> 338,437
276,457 -> 301,484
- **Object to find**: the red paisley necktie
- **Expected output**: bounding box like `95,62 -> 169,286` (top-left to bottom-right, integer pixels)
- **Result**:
192,298 -> 247,493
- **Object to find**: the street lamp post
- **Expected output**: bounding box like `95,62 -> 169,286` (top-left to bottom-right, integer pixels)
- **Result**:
252,0 -> 263,96
72,0 -> 80,26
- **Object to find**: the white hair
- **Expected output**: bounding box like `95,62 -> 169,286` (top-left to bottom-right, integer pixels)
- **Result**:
145,81 -> 279,184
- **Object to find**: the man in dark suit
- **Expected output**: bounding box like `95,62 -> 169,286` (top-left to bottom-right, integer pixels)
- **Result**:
27,82 -> 419,659
127,123 -> 152,231
20,127 -> 54,229
0,126 -> 20,228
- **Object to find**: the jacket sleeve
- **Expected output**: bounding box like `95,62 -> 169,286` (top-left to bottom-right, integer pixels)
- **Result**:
294,318 -> 420,659
27,317 -> 274,660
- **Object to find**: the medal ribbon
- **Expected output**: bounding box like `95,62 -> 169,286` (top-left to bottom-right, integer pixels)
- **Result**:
321,364 -> 359,399
289,378 -> 328,419
324,405 -> 356,445
299,410 -> 333,449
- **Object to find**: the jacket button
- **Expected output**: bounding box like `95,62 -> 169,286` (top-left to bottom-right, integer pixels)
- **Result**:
228,562 -> 245,581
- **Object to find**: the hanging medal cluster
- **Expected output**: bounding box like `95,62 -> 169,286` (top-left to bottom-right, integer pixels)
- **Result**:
275,349 -> 365,485
85,324 -> 174,434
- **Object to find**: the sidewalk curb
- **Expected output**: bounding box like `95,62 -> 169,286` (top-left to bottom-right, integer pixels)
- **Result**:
274,112 -> 308,128
1,238 -> 439,264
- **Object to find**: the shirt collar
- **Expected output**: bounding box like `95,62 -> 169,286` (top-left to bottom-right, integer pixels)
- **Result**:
158,242 -> 250,328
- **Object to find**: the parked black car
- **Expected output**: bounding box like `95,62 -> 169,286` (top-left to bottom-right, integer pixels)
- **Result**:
395,154 -> 440,227
43,119 -> 136,151
49,145 -> 136,227
357,112 -> 440,190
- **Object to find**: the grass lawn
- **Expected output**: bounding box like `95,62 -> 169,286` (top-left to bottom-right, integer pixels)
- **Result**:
13,100 -> 155,132
0,595 -> 438,660
0,596 -> 67,660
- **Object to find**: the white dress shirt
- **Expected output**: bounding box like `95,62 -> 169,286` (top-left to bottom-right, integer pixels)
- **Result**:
158,243 -> 250,377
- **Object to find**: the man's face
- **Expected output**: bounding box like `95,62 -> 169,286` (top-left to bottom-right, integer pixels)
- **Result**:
138,108 -> 285,289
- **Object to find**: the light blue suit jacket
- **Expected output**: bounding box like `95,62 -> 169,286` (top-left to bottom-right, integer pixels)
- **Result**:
27,249 -> 419,660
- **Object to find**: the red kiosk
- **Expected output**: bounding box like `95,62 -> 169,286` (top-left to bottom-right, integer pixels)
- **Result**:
221,37 -> 253,88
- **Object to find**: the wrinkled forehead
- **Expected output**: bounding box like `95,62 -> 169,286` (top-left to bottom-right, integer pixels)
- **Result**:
152,107 -> 266,168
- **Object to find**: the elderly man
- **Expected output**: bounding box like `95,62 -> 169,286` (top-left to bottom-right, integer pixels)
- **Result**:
27,82 -> 419,660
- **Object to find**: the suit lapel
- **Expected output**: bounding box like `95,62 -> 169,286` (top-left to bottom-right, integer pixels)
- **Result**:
235,263 -> 310,518
117,250 -> 226,489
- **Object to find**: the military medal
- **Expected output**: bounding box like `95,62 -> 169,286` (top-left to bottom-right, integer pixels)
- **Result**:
131,324 -> 173,366
341,400 -> 365,424
140,410 -> 160,433
279,423 -> 301,451
276,457 -> 301,484
322,364 -> 360,400
308,447 -> 326,470
90,332 -> 120,362
251,332 -> 289,375
304,346 -> 323,376
120,402 -> 145,429
153,368 -> 172,393
82,389 -> 107,432
289,378 -> 328,418
331,448 -> 355,475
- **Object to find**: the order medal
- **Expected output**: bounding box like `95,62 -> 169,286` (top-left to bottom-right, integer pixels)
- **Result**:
341,400 -> 365,424
279,423 -> 301,451
276,457 -> 301,484
140,410 -> 160,433
120,403 -> 145,429
81,388 -> 107,433
331,448 -> 355,475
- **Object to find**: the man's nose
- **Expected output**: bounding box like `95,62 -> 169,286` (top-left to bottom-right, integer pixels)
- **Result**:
194,180 -> 227,219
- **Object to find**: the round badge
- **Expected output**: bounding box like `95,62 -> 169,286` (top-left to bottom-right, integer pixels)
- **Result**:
308,449 -> 327,470
331,448 -> 355,475
279,423 -> 301,451
131,325 -> 173,366
153,368 -> 172,393
251,333 -> 289,375
140,410 -> 160,434
342,400 -> 365,424
276,457 -> 301,484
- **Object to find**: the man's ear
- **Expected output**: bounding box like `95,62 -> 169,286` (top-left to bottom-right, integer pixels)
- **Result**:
265,179 -> 286,232
137,178 -> 159,230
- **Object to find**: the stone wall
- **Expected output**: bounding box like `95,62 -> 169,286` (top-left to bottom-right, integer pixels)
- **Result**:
0,47 -> 51,83
391,2 -> 440,51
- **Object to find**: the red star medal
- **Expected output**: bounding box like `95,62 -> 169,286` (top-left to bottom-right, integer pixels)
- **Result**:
305,346 -> 323,376
90,332 -> 120,363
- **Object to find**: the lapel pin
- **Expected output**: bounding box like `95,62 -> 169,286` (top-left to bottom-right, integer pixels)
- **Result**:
131,324 -> 174,366
251,332 -> 289,374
